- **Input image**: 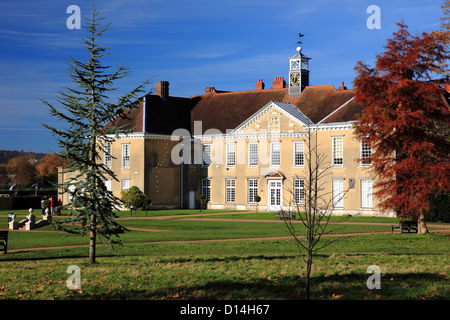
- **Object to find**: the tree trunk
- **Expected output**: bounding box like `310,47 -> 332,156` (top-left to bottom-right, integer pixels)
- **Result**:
417,212 -> 429,234
305,252 -> 312,300
89,215 -> 96,264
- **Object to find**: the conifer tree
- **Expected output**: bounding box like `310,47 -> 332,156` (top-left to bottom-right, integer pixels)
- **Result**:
42,4 -> 150,263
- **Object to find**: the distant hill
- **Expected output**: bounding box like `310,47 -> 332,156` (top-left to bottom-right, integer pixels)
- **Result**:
0,150 -> 47,165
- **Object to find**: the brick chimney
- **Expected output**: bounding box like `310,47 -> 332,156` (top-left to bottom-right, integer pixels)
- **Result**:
256,79 -> 265,91
338,81 -> 347,91
156,81 -> 169,99
272,77 -> 285,89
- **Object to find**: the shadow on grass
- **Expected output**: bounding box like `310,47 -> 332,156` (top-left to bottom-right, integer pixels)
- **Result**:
69,272 -> 448,300
2,248 -> 448,263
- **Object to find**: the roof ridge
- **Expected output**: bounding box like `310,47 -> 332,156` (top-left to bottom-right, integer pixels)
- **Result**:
190,87 -> 288,98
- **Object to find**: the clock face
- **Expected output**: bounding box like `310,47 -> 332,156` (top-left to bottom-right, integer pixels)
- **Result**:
290,73 -> 300,86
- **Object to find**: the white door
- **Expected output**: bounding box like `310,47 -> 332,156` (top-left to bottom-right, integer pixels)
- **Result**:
189,191 -> 195,209
332,179 -> 344,208
268,180 -> 282,211
361,180 -> 373,208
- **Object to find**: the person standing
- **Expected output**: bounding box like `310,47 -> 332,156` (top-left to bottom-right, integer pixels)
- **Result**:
55,198 -> 62,215
43,196 -> 50,217
41,196 -> 46,216
50,197 -> 54,215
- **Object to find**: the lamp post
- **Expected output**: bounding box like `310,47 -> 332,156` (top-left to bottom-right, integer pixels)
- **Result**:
130,205 -> 137,218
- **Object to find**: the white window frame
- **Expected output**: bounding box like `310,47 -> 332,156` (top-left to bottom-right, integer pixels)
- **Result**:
122,179 -> 130,192
332,136 -> 343,167
202,144 -> 212,168
122,143 -> 130,170
226,179 -> 235,203
294,178 -> 305,204
361,179 -> 373,209
293,141 -> 304,167
202,178 -> 211,202
68,180 -> 76,203
248,179 -> 258,204
360,138 -> 372,167
248,142 -> 258,167
104,143 -> 112,169
332,179 -> 344,208
270,141 -> 280,167
105,179 -> 112,192
226,143 -> 236,168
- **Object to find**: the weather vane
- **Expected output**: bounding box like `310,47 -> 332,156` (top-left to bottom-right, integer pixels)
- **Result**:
297,33 -> 304,46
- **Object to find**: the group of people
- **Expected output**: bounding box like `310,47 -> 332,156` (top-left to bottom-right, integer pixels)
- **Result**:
40,196 -> 62,216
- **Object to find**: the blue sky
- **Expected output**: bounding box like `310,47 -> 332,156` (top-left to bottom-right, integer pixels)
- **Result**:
0,0 -> 444,153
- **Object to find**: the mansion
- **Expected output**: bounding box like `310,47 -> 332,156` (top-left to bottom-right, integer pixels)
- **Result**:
58,46 -> 395,217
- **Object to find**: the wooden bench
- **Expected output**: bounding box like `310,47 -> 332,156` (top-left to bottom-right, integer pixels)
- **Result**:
0,230 -> 8,254
391,221 -> 418,233
275,211 -> 296,220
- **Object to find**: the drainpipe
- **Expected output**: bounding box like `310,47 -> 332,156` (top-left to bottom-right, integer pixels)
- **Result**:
180,137 -> 184,208
142,95 -> 147,133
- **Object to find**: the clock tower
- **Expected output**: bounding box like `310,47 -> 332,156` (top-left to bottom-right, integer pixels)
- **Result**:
289,44 -> 310,95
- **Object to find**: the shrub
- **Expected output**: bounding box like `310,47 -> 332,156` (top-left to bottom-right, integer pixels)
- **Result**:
426,192 -> 450,223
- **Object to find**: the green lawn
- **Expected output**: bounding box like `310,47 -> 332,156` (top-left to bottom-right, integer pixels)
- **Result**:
0,209 -> 448,301
0,234 -> 448,300
0,209 -> 244,218
1,215 -> 393,251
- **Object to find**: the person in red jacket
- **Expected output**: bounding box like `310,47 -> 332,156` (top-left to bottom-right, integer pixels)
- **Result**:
49,197 -> 54,215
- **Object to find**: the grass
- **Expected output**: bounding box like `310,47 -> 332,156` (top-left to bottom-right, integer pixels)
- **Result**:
0,209 -> 448,301
0,216 -> 391,250
0,234 -> 448,300
0,209 -> 244,218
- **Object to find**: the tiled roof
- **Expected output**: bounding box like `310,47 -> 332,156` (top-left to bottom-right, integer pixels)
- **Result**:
106,84 -> 365,135
285,85 -> 360,123
189,88 -> 288,134
105,94 -> 193,135
105,98 -> 144,132
317,95 -> 365,124
271,101 -> 313,126
190,85 -> 362,133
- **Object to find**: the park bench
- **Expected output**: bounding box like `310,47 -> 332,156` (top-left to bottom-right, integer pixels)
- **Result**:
391,221 -> 418,234
275,210 -> 296,220
0,230 -> 8,254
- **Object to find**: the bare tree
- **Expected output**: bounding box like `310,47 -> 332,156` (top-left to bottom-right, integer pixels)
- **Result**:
281,126 -> 352,300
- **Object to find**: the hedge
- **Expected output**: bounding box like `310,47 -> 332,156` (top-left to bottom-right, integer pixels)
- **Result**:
0,196 -> 44,210
0,189 -> 57,197
426,192 -> 450,223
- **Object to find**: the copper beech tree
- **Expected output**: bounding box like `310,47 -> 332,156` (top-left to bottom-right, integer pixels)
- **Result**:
353,22 -> 450,233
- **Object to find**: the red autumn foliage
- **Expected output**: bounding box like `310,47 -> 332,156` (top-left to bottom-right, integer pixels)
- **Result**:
353,22 -> 450,220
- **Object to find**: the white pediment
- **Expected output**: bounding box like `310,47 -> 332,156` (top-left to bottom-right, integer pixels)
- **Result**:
229,101 -> 313,135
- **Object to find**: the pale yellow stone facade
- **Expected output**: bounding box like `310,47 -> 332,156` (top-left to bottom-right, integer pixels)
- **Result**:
193,101 -> 390,216
58,101 -> 392,217
59,133 -> 186,210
